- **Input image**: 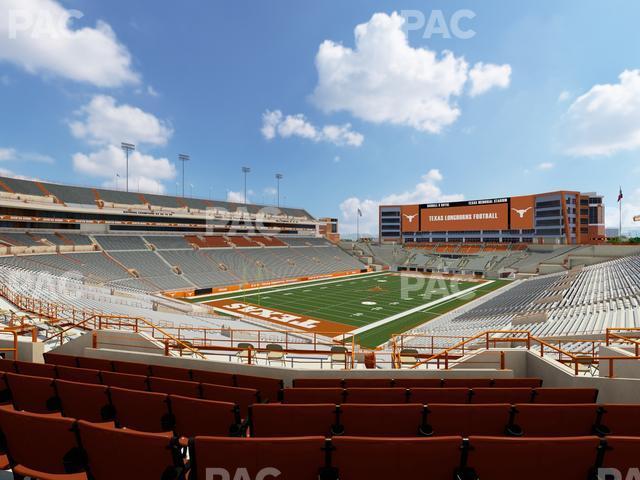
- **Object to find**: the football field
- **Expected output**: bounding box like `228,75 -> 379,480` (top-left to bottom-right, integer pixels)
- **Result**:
190,272 -> 508,348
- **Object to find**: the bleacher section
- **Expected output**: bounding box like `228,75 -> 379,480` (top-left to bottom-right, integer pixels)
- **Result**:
411,254 -> 640,340
0,355 -> 637,479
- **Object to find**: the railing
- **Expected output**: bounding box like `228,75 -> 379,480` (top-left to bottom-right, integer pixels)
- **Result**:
0,330 -> 19,359
606,327 -> 640,356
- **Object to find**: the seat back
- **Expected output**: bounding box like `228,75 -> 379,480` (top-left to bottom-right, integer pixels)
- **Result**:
292,378 -> 343,388
0,407 -> 84,476
442,378 -> 493,388
601,436 -> 640,475
532,388 -> 598,404
599,404 -> 640,436
190,436 -> 325,480
393,378 -> 442,388
234,374 -> 282,403
409,388 -> 470,404
148,377 -> 201,399
101,371 -> 148,391
56,379 -> 113,423
112,360 -> 150,376
6,373 -> 59,413
190,369 -> 235,387
109,387 -> 172,433
335,404 -> 426,437
200,383 -> 259,418
464,436 -> 600,480
149,364 -> 192,381
14,361 -> 56,378
282,388 -> 345,405
0,359 -> 15,373
510,404 -> 599,437
344,388 -> 408,404
425,404 -> 511,437
43,352 -> 78,367
76,357 -> 113,371
492,378 -> 542,388
78,420 -> 183,480
170,395 -> 240,438
56,365 -> 102,385
343,378 -> 393,388
330,436 -> 462,479
250,404 -> 336,437
470,388 -> 533,404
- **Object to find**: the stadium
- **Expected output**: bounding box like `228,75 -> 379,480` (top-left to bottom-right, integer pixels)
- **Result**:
1,2 -> 640,479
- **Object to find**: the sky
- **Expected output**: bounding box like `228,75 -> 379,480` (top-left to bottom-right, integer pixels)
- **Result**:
0,0 -> 639,235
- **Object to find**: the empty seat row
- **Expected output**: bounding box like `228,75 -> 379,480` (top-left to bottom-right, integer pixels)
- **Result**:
3,372 -> 258,418
292,377 -> 543,389
2,406 -> 637,480
249,403 -> 640,438
41,353 -> 283,401
187,435 -> 638,480
282,387 -> 599,404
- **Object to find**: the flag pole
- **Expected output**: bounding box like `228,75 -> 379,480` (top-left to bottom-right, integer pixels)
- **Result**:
620,194 -> 623,238
356,213 -> 359,242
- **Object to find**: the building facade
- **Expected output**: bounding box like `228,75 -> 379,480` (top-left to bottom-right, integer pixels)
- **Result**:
379,191 -> 605,245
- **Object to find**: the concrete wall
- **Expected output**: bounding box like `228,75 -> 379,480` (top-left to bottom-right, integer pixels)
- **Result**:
0,336 -> 44,362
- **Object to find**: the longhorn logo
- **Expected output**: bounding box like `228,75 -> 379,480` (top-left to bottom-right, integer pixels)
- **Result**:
512,207 -> 532,218
403,213 -> 418,223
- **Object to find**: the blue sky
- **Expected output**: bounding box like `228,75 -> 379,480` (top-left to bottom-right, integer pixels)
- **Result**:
0,0 -> 640,234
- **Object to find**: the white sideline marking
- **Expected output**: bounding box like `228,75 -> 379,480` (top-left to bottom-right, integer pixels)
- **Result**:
340,281 -> 494,339
196,271 -> 390,301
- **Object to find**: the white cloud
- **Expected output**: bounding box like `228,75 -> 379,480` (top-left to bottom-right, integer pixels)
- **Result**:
263,187 -> 277,196
537,162 -> 554,170
468,62 -> 511,97
261,110 -> 363,147
0,0 -> 139,87
72,145 -> 175,194
0,147 -> 54,163
558,90 -> 571,102
312,12 -> 510,134
339,169 -> 464,234
69,95 -> 173,146
562,70 -> 640,156
227,190 -> 254,203
333,155 -> 341,163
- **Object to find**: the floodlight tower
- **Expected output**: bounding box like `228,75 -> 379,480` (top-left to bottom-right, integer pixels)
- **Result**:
242,166 -> 251,205
121,142 -> 135,192
275,173 -> 283,208
178,154 -> 190,198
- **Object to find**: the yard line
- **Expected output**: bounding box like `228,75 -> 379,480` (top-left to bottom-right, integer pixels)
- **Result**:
340,281 -> 494,340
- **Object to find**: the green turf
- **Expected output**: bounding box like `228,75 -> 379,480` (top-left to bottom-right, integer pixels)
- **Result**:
191,273 -> 509,348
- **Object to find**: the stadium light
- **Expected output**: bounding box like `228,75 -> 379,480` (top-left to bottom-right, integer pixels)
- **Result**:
275,173 -> 283,208
178,154 -> 190,198
121,142 -> 135,192
242,166 -> 251,204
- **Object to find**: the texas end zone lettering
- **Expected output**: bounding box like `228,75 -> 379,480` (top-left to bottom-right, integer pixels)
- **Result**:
224,302 -> 320,329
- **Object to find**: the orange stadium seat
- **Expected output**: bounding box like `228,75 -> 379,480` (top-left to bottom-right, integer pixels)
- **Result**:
200,383 -> 260,418
250,404 -> 336,438
14,360 -> 56,378
598,404 -> 640,436
470,388 -> 533,404
600,436 -> 640,476
424,404 -> 511,437
293,378 -> 344,388
43,352 -> 78,367
509,404 -> 600,437
492,378 -> 542,388
0,407 -> 86,479
6,373 -> 59,414
344,388 -> 408,404
56,365 -> 102,385
532,387 -> 598,404
190,369 -> 235,386
443,378 -> 493,388
409,388 -> 470,404
234,374 -> 282,403
329,436 -> 462,480
170,395 -> 241,439
462,436 -> 600,480
147,377 -> 201,398
100,371 -> 149,391
282,387 -> 345,405
77,420 -> 185,480
109,387 -> 172,433
189,436 -> 326,480
111,360 -> 151,376
0,359 -> 14,372
394,378 -> 443,388
149,364 -> 193,381
334,404 -> 426,437
55,380 -> 114,424
343,378 -> 394,388
76,357 -> 113,371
